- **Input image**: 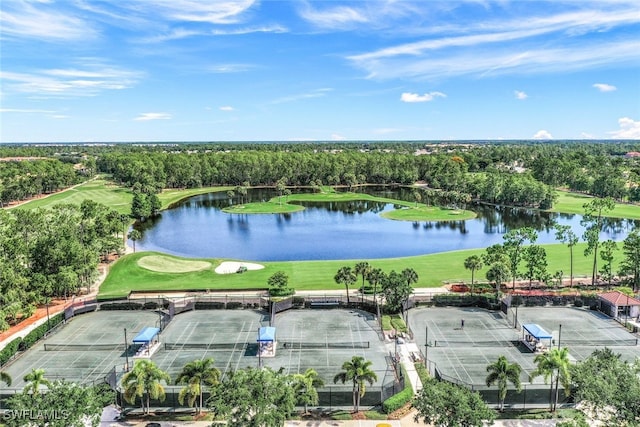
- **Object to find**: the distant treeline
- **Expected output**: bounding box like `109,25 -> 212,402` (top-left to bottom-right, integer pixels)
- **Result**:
1,141 -> 639,207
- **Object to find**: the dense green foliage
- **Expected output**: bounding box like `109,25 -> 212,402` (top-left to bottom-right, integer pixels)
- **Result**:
0,201 -> 125,329
5,379 -> 113,427
413,378 -> 496,427
207,367 -> 296,427
570,348 -> 640,426
0,158 -> 84,206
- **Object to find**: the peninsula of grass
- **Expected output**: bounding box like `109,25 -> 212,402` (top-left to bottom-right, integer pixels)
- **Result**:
98,242 -> 617,299
223,201 -> 305,214
220,191 -> 476,221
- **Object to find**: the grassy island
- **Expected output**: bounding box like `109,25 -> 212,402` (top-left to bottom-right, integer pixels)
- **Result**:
222,190 -> 476,221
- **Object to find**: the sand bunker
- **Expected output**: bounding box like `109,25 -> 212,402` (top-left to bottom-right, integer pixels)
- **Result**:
137,255 -> 211,273
215,261 -> 265,274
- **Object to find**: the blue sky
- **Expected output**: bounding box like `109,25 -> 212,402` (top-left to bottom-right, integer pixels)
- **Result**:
1,0 -> 639,143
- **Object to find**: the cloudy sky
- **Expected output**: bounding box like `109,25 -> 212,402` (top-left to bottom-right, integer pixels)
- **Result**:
1,0 -> 639,142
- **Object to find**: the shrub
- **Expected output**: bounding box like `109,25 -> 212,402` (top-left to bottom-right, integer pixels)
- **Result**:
19,313 -> 64,351
194,301 -> 225,310
0,337 -> 22,367
226,302 -> 242,309
414,362 -> 429,384
268,287 -> 295,297
142,301 -> 159,309
390,315 -> 408,333
100,302 -> 143,310
382,364 -> 413,413
381,315 -> 392,331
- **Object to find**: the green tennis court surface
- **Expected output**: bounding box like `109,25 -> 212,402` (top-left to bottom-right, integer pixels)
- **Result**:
3,308 -> 390,392
409,306 -> 639,388
2,311 -> 159,388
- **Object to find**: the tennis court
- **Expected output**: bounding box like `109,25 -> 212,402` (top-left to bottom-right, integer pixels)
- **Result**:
409,306 -> 640,388
2,311 -> 158,388
514,306 -> 640,363
154,308 -> 389,387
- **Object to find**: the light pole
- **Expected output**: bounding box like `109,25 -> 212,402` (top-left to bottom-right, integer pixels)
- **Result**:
46,299 -> 51,331
514,301 -> 519,329
124,328 -> 129,371
557,324 -> 562,349
425,326 -> 428,367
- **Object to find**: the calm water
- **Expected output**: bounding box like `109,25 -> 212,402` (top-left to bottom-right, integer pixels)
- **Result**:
133,188 -> 637,261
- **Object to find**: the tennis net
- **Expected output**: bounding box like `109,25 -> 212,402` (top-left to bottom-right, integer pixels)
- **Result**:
434,340 -> 518,348
164,342 -> 248,351
559,338 -> 638,347
282,341 -> 370,349
44,343 -> 125,351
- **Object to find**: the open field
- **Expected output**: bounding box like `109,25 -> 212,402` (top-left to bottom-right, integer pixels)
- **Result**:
99,242 -> 618,299
550,190 -> 640,219
13,177 -> 134,214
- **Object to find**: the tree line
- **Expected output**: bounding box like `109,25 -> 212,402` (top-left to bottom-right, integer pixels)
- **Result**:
0,201 -> 127,331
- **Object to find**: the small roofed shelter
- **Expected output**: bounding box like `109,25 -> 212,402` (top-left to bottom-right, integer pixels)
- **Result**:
257,326 -> 276,358
133,326 -> 160,355
598,291 -> 640,321
522,323 -> 553,353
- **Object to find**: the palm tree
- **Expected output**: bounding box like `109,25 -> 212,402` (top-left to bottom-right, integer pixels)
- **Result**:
175,358 -> 221,414
127,229 -> 142,253
121,359 -> 171,414
23,368 -> 51,396
485,356 -> 522,411
333,356 -> 378,413
366,268 -> 385,307
529,347 -> 572,412
334,266 -> 357,305
291,368 -> 325,414
354,261 -> 371,301
1,371 -> 12,387
464,255 -> 483,294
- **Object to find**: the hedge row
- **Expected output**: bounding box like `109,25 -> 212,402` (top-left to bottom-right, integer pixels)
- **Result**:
382,364 -> 414,414
433,294 -> 500,309
0,312 -> 64,367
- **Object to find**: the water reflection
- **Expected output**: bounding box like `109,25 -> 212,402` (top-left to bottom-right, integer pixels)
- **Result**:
133,188 -> 638,261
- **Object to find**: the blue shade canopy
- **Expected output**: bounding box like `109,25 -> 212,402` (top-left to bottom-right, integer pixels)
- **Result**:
258,326 -> 276,342
132,327 -> 160,344
522,324 -> 553,339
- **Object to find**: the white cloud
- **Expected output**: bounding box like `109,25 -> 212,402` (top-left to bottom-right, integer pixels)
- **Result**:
208,64 -> 254,73
134,112 -> 172,121
609,117 -> 640,139
152,0 -> 257,24
331,133 -> 347,140
271,88 -> 333,104
593,83 -> 617,92
211,25 -> 288,35
533,130 -> 553,139
298,4 -> 368,29
401,92 -> 446,103
515,90 -> 528,100
0,2 -> 96,41
0,62 -> 143,97
0,108 -> 56,114
580,132 -> 595,139
219,106 -> 234,111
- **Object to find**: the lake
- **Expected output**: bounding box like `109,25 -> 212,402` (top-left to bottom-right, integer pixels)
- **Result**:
132,188 -> 637,261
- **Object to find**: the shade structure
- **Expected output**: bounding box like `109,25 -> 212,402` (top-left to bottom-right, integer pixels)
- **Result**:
522,323 -> 552,340
258,326 -> 276,342
132,326 -> 160,344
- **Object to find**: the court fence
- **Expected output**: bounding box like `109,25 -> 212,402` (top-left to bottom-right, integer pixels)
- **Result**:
423,359 -> 571,409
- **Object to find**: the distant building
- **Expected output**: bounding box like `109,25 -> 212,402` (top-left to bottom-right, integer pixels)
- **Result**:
624,151 -> 640,158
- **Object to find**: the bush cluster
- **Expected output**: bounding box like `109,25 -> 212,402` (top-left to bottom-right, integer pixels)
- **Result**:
100,302 -> 143,310
382,364 -> 413,413
433,294 -> 499,309
1,313 -> 64,366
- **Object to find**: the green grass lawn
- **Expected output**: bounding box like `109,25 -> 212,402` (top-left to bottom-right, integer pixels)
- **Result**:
98,242 -> 618,299
14,177 -> 134,214
550,190 -> 640,219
